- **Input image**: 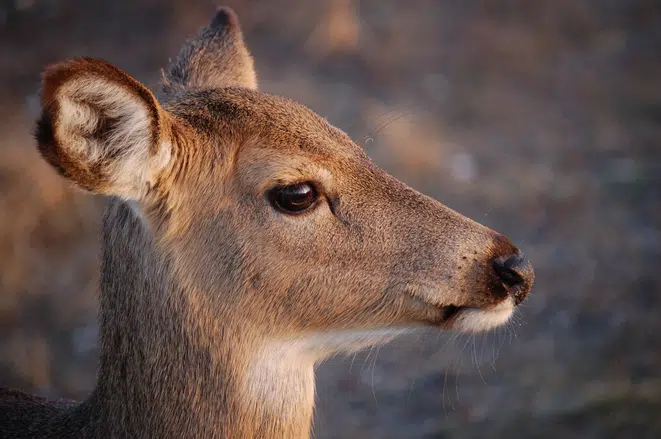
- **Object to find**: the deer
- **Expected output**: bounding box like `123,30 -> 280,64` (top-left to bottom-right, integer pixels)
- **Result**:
0,7 -> 534,439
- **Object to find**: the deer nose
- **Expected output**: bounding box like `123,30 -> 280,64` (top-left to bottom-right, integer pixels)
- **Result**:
492,253 -> 534,305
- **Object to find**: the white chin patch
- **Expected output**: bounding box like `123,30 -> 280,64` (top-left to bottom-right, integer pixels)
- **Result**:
452,299 -> 515,333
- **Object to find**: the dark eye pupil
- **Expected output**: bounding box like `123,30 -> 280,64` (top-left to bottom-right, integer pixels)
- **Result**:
269,183 -> 317,214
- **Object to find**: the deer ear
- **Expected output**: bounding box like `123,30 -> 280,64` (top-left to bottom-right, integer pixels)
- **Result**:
36,58 -> 172,200
164,7 -> 257,91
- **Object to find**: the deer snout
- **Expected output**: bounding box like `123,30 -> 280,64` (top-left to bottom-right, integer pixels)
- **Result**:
492,253 -> 534,305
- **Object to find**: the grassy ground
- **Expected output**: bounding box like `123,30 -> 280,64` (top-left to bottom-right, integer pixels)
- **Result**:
1,1 -> 660,437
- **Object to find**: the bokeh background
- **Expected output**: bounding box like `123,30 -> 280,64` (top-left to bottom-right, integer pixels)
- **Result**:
1,0 -> 660,437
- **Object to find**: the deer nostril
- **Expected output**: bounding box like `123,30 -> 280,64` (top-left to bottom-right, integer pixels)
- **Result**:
493,256 -> 524,288
492,253 -> 534,304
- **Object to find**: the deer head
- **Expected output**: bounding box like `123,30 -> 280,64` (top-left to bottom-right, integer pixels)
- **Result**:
32,7 -> 534,438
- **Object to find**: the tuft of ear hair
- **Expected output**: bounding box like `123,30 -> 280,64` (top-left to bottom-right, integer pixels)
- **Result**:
163,6 -> 257,91
36,58 -> 172,200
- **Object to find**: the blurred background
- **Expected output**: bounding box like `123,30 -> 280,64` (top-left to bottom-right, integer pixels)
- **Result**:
1,0 -> 660,437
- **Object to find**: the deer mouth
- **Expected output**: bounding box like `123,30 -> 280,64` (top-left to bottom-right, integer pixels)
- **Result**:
440,304 -> 465,321
415,297 -> 515,333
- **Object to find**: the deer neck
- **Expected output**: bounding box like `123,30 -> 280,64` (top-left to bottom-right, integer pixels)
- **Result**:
84,200 -> 315,439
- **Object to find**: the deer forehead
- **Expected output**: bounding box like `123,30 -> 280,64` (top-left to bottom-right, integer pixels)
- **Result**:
167,88 -> 367,172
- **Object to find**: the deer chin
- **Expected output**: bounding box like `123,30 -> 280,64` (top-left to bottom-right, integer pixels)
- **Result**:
438,298 -> 515,333
407,286 -> 516,333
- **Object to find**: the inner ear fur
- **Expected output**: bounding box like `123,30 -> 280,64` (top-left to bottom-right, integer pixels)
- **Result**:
36,58 -> 172,199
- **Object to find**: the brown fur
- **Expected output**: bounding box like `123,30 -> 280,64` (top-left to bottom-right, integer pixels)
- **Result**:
1,7 -> 533,439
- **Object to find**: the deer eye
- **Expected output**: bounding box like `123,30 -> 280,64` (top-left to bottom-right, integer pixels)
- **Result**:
268,183 -> 318,214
